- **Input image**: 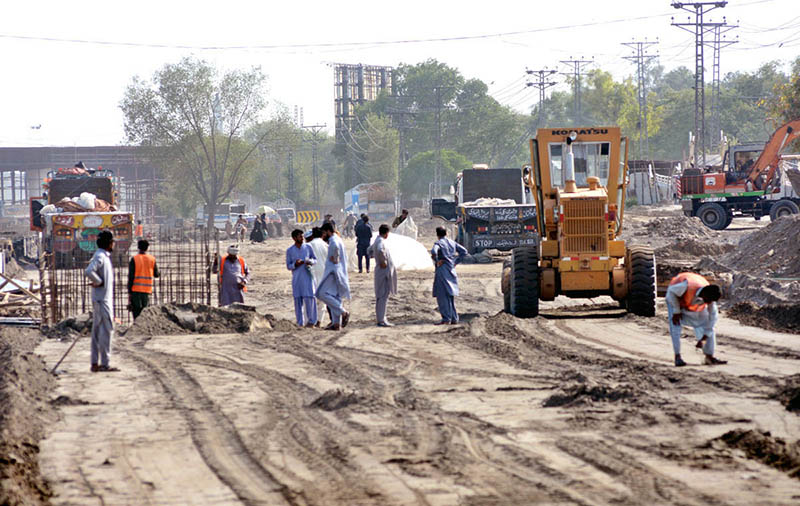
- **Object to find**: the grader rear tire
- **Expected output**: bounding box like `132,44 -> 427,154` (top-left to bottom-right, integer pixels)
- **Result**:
509,246 -> 540,318
626,246 -> 656,317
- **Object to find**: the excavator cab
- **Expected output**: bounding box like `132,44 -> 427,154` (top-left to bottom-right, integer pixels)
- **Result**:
502,127 -> 657,318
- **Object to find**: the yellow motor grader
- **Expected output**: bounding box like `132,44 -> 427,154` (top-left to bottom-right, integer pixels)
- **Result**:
501,127 -> 656,317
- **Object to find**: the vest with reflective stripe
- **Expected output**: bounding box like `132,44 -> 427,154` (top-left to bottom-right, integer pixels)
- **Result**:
669,272 -> 709,312
219,256 -> 247,292
132,254 -> 156,294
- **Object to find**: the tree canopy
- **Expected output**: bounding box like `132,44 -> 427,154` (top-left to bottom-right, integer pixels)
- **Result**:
120,57 -> 268,224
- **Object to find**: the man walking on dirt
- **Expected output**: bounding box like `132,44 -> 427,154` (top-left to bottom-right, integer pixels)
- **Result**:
316,222 -> 350,331
213,244 -> 251,306
307,227 -> 329,327
431,226 -> 467,325
367,224 -> 397,327
127,239 -> 160,319
666,272 -> 727,367
84,230 -> 117,372
287,229 -> 318,327
355,214 -> 373,273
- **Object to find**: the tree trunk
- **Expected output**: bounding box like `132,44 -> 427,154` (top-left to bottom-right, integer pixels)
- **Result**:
206,200 -> 217,240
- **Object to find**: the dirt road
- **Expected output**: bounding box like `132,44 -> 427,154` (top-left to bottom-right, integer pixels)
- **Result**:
34,234 -> 800,505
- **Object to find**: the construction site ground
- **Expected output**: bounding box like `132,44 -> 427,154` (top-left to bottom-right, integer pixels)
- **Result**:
4,205 -> 800,505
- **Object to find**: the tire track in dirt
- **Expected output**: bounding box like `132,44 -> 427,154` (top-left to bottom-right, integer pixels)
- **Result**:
155,339 -> 446,504
125,347 -> 297,506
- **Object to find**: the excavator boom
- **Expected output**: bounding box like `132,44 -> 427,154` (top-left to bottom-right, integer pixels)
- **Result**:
748,119 -> 800,189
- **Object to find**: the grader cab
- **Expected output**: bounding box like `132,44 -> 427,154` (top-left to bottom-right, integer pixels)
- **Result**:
502,127 -> 656,317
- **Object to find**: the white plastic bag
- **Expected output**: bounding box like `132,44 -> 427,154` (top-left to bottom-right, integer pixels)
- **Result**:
77,192 -> 97,211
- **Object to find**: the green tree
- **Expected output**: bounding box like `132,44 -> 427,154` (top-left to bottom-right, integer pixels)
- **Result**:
120,57 -> 268,229
769,57 -> 800,128
401,149 -> 470,198
351,113 -> 399,189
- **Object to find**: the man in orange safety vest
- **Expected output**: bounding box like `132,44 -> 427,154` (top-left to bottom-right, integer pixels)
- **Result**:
128,239 -> 160,319
666,272 -> 726,367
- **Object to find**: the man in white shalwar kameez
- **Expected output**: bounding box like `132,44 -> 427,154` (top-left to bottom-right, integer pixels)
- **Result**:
316,222 -> 351,330
367,224 -> 397,327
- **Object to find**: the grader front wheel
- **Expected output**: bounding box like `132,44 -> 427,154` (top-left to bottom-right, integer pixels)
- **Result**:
625,246 -> 656,317
509,246 -> 540,318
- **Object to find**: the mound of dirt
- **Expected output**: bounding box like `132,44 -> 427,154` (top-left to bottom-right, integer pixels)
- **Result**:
726,274 -> 800,306
126,303 -> 272,336
542,381 -> 638,408
727,302 -> 800,334
722,214 -> 800,277
655,238 -> 735,261
640,216 -> 716,240
309,389 -> 363,411
717,429 -> 800,479
772,375 -> 800,412
0,328 -> 56,505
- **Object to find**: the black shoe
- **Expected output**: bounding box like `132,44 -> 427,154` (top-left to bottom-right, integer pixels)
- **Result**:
704,356 -> 727,365
675,357 -> 687,367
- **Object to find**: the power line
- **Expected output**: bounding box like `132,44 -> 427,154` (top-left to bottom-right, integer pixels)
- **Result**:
560,58 -> 594,123
525,68 -> 558,127
671,1 -> 731,168
708,22 -> 738,150
622,39 -> 659,159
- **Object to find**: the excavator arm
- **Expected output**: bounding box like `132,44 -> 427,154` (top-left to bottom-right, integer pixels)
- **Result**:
747,119 -> 800,190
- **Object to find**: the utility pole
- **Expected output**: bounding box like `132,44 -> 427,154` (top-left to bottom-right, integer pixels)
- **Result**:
287,152 -> 296,205
526,68 -> 558,127
709,22 -> 738,151
560,58 -> 593,124
622,40 -> 659,160
671,1 -> 729,169
434,86 -> 443,198
302,124 -> 326,207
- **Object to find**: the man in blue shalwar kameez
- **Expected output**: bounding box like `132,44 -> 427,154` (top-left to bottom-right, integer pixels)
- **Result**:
431,226 -> 467,325
286,229 -> 318,327
316,222 -> 351,331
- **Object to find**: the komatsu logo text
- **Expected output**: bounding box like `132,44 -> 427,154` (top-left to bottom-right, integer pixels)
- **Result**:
551,128 -> 609,135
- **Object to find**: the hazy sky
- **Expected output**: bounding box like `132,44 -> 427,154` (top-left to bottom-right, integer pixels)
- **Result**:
1,0 -> 797,147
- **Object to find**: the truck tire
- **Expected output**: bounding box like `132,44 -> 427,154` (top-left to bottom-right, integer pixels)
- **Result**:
769,200 -> 799,221
626,246 -> 656,317
696,202 -> 729,230
509,246 -> 539,318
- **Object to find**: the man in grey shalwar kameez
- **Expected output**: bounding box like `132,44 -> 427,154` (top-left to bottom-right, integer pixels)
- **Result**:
213,244 -> 251,306
367,224 -> 397,327
84,230 -> 117,372
316,222 -> 351,331
431,226 -> 467,325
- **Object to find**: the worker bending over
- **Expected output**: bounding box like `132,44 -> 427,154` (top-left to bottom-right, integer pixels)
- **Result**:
666,272 -> 726,367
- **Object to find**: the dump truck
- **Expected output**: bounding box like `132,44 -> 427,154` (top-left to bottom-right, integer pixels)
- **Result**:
31,165 -> 133,263
680,119 -> 800,229
431,165 -> 538,254
501,127 -> 656,318
344,182 -> 398,224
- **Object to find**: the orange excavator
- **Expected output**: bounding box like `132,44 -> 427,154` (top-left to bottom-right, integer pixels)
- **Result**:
680,119 -> 800,229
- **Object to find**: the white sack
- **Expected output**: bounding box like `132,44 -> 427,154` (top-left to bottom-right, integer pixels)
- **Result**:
393,215 -> 418,241
347,232 -> 433,272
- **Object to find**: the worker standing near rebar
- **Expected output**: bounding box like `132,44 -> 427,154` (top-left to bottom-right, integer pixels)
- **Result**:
84,230 -> 118,372
666,272 -> 727,367
127,239 -> 160,319
213,244 -> 251,306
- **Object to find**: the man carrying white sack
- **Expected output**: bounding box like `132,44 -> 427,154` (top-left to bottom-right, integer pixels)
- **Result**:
367,224 -> 397,327
666,272 -> 726,367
